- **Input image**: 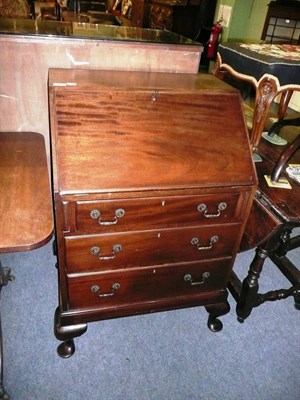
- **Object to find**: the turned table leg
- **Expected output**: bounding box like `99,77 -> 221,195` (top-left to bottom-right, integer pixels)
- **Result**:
236,246 -> 268,322
235,225 -> 300,321
270,229 -> 300,310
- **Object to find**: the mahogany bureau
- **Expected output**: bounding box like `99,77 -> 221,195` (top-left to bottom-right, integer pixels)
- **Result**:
48,68 -> 257,357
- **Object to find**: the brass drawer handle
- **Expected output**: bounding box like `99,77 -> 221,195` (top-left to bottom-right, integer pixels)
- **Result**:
197,202 -> 227,218
191,235 -> 219,250
90,208 -> 125,225
184,272 -> 210,286
91,283 -> 120,298
90,244 -> 122,260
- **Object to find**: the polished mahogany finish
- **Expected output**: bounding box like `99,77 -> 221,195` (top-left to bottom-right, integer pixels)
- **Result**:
49,69 -> 256,357
74,192 -> 242,232
64,223 -> 241,272
0,18 -> 202,170
0,131 -> 53,400
0,132 -> 53,253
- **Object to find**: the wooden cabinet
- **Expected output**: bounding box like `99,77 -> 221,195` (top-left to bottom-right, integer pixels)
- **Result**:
261,1 -> 300,44
148,0 -> 216,40
49,68 -> 257,357
148,0 -> 184,30
147,0 -> 217,64
130,0 -> 150,27
148,0 -> 196,31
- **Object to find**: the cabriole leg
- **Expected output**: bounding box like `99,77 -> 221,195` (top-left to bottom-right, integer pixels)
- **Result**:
54,307 -> 87,358
205,300 -> 230,332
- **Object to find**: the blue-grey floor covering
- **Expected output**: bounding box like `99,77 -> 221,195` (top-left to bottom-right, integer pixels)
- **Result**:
1,234 -> 299,400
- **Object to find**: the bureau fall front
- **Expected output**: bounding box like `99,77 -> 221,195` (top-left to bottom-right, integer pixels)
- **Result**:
48,69 -> 257,357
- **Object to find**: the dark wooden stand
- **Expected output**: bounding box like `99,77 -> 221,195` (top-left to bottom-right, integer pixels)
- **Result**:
232,130 -> 300,322
0,132 -> 53,399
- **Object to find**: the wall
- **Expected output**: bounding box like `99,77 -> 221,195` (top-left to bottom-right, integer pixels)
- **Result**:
245,0 -> 269,41
215,0 -> 269,42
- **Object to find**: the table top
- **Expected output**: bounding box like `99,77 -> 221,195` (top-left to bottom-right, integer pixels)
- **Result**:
240,128 -> 300,251
218,43 -> 300,87
0,16 -> 201,47
0,132 -> 53,253
257,130 -> 300,223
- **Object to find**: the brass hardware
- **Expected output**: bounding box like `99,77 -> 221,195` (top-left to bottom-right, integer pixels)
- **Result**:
197,202 -> 227,218
90,208 -> 125,225
90,209 -> 100,219
151,90 -> 159,102
91,283 -> 121,297
115,208 -> 125,218
90,246 -> 100,255
90,244 -> 122,260
184,272 -> 210,286
191,235 -> 219,250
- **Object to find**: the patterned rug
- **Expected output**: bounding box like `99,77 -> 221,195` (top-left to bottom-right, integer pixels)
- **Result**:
240,44 -> 300,61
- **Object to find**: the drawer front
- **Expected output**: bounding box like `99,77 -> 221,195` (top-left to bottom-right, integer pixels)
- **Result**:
67,258 -> 232,310
65,224 -> 241,273
75,193 -> 242,233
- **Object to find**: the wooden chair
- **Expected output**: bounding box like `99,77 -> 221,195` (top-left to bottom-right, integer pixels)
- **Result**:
212,52 -> 296,154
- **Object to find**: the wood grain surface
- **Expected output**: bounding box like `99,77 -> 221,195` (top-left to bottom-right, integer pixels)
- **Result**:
0,132 -> 53,253
0,35 -> 201,167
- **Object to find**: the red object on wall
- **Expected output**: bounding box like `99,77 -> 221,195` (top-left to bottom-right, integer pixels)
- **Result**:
207,21 -> 222,59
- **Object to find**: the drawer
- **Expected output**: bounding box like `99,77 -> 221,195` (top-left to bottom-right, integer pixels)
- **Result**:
67,258 -> 232,310
65,224 -> 241,273
74,193 -> 242,233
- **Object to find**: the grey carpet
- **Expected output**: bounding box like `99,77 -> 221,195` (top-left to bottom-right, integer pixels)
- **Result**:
1,232 -> 299,400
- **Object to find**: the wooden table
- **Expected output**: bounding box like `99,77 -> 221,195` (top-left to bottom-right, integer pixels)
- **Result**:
230,128 -> 300,322
212,43 -> 300,322
0,132 -> 53,399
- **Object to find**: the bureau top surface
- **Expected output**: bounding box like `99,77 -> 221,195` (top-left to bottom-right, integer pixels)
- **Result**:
49,69 -> 257,194
49,68 -> 241,92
